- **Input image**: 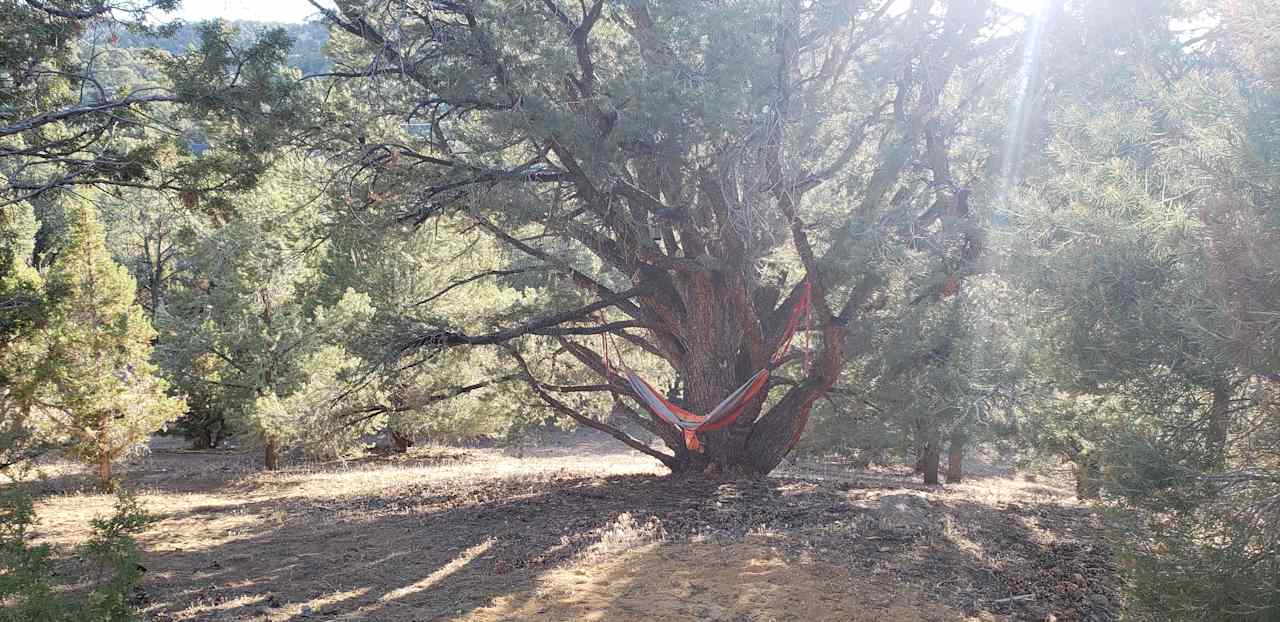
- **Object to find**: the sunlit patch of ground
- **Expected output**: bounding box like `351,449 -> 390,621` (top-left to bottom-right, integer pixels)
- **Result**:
468,540 -> 962,622
25,435 -> 1119,621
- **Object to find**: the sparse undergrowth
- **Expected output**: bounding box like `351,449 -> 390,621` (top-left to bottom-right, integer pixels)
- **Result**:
1,487 -> 153,622
23,439 -> 1122,621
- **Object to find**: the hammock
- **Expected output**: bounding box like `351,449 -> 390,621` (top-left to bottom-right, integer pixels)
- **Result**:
604,282 -> 812,452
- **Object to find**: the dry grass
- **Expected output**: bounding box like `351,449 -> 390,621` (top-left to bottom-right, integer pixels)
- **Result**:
468,539 -> 963,622
22,435 -> 1118,621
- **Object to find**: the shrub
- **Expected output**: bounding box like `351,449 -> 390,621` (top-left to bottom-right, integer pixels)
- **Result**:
0,488 -> 153,622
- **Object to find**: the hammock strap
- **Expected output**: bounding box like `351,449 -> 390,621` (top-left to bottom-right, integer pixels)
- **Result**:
770,280 -> 813,364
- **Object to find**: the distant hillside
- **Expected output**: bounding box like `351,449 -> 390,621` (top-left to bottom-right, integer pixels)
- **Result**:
113,20 -> 330,74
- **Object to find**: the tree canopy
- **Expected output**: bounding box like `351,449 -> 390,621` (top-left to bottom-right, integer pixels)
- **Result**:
1,0 -> 1279,617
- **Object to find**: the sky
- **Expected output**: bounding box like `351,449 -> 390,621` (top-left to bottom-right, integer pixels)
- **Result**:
173,0 -> 330,23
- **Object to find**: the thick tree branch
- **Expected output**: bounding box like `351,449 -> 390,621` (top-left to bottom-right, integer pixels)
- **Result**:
0,94 -> 178,138
338,375 -> 518,428
474,216 -> 644,319
397,287 -> 643,354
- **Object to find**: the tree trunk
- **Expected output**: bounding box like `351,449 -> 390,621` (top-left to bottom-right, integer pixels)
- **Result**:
390,429 -> 414,453
191,417 -> 223,450
264,437 -> 280,470
653,371 -> 832,479
546,264 -> 844,479
946,429 -> 967,484
151,249 -> 164,313
97,453 -> 113,492
633,298 -> 838,479
97,414 -> 113,491
1074,454 -> 1102,500
921,442 -> 942,485
1206,380 -> 1231,470
207,419 -> 224,449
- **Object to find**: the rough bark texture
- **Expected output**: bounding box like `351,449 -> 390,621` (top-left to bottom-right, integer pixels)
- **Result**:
264,437 -> 280,471
946,429 -> 967,484
1206,380 -> 1231,470
921,442 -> 943,486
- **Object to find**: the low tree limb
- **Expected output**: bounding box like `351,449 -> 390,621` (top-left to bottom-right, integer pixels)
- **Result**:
413,268 -> 540,307
397,287 -> 643,354
507,347 -> 677,469
0,94 -> 178,138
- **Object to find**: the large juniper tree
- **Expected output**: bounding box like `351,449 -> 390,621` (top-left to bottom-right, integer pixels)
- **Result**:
302,0 -> 1018,476
1000,0 -> 1280,614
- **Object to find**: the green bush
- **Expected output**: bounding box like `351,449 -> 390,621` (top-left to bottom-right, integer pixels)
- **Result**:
1103,434 -> 1280,621
0,488 -> 153,622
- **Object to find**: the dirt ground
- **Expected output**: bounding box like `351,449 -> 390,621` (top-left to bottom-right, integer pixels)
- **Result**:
22,435 -> 1122,621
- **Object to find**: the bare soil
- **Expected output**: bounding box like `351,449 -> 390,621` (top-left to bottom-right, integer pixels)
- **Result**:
23,436 -> 1121,621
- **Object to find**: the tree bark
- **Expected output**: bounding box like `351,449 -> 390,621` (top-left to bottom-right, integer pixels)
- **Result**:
1206,380 -> 1231,470
264,437 -> 280,471
97,453 -> 113,492
633,366 -> 836,479
1074,454 -> 1102,500
946,429 -> 967,484
390,429 -> 414,453
921,441 -> 942,485
543,276 -> 842,480
97,413 -> 113,491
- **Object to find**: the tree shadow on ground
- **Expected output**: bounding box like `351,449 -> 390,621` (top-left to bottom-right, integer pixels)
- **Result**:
123,463 -> 1122,622
864,496 -> 1119,621
140,474 -> 775,620
22,446 -> 259,496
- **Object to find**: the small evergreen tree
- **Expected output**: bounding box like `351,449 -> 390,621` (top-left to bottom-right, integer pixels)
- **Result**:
157,172 -> 375,468
0,487 -> 154,622
29,201 -> 183,490
1,203 -> 49,473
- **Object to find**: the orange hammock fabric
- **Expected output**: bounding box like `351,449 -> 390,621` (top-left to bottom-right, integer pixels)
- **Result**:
604,282 -> 812,452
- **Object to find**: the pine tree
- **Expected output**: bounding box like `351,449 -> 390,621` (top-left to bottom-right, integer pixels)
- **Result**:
157,172 -> 374,468
0,203 -> 47,472
0,4 -> 298,209
30,200 -> 183,490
